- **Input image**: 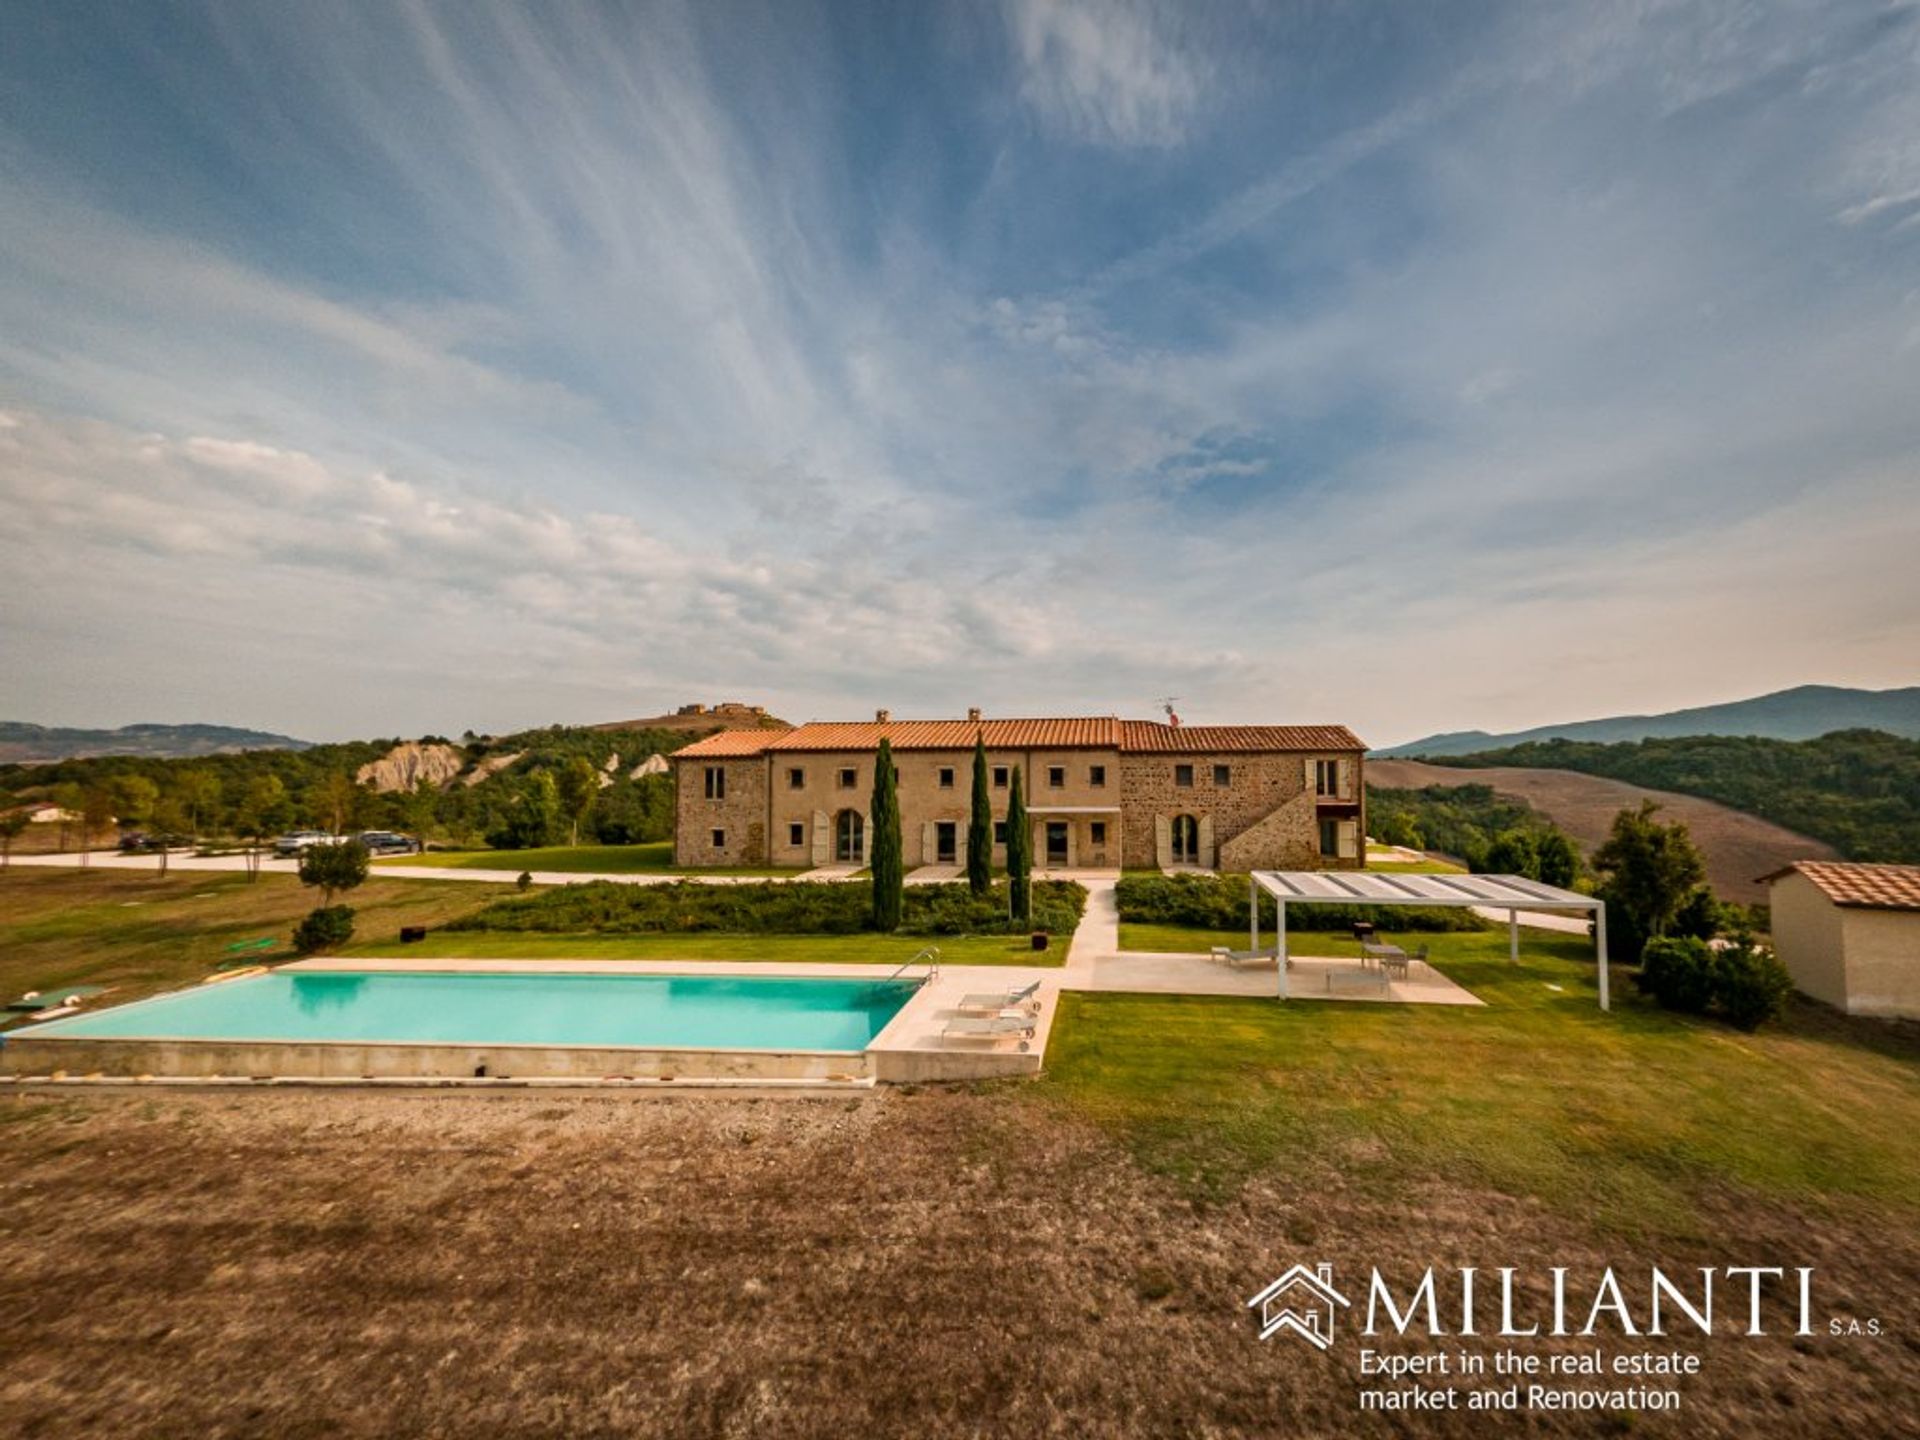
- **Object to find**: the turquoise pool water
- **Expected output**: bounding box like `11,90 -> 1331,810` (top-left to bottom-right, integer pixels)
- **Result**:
12,971 -> 918,1052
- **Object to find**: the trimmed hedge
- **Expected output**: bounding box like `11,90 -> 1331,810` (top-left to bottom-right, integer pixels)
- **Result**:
1114,872 -> 1488,933
447,878 -> 1087,938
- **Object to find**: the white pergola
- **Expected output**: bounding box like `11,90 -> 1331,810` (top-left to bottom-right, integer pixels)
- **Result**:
1249,870 -> 1610,1009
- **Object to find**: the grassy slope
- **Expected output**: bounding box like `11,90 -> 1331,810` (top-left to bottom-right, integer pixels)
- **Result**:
0,869 -> 513,1004
377,842 -> 799,876
1039,933 -> 1920,1234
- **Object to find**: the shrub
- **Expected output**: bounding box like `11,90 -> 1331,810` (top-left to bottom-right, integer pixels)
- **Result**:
1114,872 -> 1486,934
1713,936 -> 1794,1032
293,905 -> 355,954
1637,936 -> 1716,1014
1637,933 -> 1793,1030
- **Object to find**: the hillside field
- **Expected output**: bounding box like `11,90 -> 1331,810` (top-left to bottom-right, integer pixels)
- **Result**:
1366,759 -> 1838,903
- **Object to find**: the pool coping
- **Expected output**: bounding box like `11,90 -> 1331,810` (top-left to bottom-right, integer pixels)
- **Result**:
0,959 -> 982,1084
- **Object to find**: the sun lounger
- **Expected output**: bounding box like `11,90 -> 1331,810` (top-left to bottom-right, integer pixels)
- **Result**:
943,1014 -> 1037,1050
954,980 -> 1042,1015
1210,947 -> 1276,968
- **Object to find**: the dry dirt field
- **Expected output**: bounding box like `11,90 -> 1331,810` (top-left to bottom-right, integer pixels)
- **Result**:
3,1084 -> 1914,1440
1367,759 -> 1840,903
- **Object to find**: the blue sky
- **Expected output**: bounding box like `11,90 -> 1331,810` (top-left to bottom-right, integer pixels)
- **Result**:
2,1 -> 1916,745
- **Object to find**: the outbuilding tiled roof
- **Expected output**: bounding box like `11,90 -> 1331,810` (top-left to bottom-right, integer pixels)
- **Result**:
1760,860 -> 1920,912
1118,721 -> 1365,753
677,715 -> 1366,758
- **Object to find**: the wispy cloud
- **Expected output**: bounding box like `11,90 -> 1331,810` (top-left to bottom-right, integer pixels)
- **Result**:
1002,0 -> 1215,148
0,1 -> 1916,742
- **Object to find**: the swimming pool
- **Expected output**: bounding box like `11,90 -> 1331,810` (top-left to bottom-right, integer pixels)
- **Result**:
12,970 -> 918,1053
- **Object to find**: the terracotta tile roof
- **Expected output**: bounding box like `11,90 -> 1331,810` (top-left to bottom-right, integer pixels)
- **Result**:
1761,860 -> 1920,912
672,729 -> 785,758
1118,721 -> 1366,753
766,717 -> 1123,752
677,716 -> 1366,758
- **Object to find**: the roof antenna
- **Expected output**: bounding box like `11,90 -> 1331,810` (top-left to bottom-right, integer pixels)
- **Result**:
1156,696 -> 1182,729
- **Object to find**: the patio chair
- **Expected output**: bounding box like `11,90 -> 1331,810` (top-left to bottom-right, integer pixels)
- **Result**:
1378,952 -> 1411,984
943,1014 -> 1036,1051
954,980 -> 1042,1016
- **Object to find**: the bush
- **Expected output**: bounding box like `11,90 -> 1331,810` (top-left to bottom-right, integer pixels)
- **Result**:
293,905 -> 355,954
1637,936 -> 1716,1014
1638,933 -> 1793,1030
1713,936 -> 1794,1032
446,879 -> 1086,939
1114,872 -> 1486,933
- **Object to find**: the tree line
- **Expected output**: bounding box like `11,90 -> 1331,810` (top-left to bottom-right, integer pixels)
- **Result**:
1427,729 -> 1920,864
0,723 -> 697,857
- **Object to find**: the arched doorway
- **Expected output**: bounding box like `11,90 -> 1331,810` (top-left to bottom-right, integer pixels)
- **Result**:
835,809 -> 865,864
1170,813 -> 1200,864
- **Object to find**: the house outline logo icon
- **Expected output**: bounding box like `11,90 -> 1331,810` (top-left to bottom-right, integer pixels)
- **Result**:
1247,1263 -> 1351,1348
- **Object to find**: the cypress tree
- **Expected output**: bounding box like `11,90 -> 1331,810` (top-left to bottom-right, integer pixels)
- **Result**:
870,739 -> 904,931
966,731 -> 992,894
1006,764 -> 1031,925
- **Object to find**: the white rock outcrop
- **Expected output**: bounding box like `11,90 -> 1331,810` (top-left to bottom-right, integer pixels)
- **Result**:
355,742 -> 465,794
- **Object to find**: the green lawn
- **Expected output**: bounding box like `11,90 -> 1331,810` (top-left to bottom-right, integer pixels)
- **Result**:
346,930 -> 1056,966
1038,933 -> 1920,1234
0,869 -> 512,1007
377,842 -> 801,877
1365,858 -> 1466,873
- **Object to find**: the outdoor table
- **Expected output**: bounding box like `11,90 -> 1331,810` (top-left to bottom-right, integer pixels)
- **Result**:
1359,940 -> 1407,968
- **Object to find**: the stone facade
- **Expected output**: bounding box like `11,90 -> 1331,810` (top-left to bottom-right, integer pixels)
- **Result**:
674,755 -> 769,866
1118,751 -> 1360,871
760,746 -> 1124,869
671,716 -> 1364,873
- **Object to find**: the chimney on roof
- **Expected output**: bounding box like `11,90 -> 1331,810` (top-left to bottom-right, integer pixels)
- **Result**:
876,708 -> 891,723
966,707 -> 982,722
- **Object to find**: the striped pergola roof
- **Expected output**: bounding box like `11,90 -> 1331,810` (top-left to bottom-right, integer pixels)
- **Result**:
1248,870 -> 1610,1010
1251,870 -> 1599,910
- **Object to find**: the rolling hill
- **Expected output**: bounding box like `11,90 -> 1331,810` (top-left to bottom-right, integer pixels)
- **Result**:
1367,758 -> 1840,903
0,722 -> 311,764
1380,684 -> 1920,757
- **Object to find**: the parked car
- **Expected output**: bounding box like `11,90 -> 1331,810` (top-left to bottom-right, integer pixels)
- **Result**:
272,831 -> 342,857
357,830 -> 419,855
120,832 -> 193,853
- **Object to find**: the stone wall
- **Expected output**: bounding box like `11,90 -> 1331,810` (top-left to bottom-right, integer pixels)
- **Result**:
1119,749 -> 1363,870
1217,791 -> 1320,871
673,757 -> 769,865
765,746 -> 1121,868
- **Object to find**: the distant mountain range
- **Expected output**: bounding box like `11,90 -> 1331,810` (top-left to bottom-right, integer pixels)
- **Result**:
0,722 -> 312,764
1378,685 -> 1920,757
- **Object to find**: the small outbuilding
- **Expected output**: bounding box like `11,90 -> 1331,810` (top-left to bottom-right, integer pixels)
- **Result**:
1760,861 -> 1920,1019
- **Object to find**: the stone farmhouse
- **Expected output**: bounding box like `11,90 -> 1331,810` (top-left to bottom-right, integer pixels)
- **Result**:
670,710 -> 1365,872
